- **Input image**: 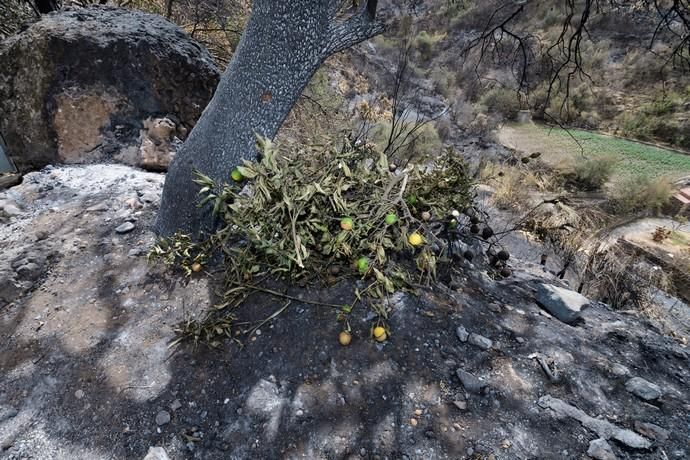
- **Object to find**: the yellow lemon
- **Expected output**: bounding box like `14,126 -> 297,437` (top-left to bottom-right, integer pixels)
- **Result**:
408,233 -> 423,246
339,331 -> 352,346
373,326 -> 387,342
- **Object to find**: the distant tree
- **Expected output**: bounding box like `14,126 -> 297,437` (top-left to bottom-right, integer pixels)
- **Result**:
156,0 -> 384,237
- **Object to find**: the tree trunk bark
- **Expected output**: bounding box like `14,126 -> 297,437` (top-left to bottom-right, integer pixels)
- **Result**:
155,0 -> 383,237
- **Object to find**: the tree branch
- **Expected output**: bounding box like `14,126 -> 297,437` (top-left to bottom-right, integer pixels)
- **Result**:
324,0 -> 385,56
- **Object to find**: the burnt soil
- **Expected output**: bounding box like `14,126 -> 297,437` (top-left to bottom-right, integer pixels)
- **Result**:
1,164 -> 689,460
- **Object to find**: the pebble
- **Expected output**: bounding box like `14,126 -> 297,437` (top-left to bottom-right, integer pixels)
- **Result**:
155,410 -> 171,426
625,377 -> 662,401
170,399 -> 182,411
468,333 -> 492,350
633,421 -> 669,442
143,447 -> 170,460
488,303 -> 502,313
74,389 -> 85,399
456,369 -> 487,393
456,326 -> 469,342
587,439 -> 617,460
295,409 -> 304,417
409,418 -> 417,427
452,400 -> 467,410
515,337 -> 525,344
115,222 -> 135,234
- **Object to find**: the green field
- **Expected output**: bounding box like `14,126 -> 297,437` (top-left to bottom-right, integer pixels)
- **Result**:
499,123 -> 690,180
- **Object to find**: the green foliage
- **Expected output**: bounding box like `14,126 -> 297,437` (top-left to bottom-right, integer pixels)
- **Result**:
609,175 -> 673,216
479,88 -> 521,121
415,31 -> 435,61
516,124 -> 690,180
571,155 -> 616,190
370,121 -> 443,163
150,138 -> 475,345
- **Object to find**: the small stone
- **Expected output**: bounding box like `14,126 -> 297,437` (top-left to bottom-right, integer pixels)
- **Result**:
516,337 -> 525,344
456,369 -> 487,393
115,222 -> 135,234
456,326 -> 469,342
612,429 -> 650,449
610,363 -> 630,377
587,439 -> 617,460
452,400 -> 467,410
625,377 -> 662,401
633,421 -> 669,442
295,409 -> 304,417
488,303 -> 501,313
143,447 -> 171,460
86,202 -> 108,212
128,247 -> 144,257
155,410 -> 171,426
170,399 -> 182,411
409,418 -> 417,427
414,409 -> 422,416
468,333 -> 492,350
74,389 -> 85,399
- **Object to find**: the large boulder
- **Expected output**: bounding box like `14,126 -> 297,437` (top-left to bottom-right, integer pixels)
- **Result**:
0,6 -> 220,172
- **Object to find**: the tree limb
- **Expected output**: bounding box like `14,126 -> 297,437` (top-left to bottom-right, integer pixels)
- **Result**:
324,0 -> 385,56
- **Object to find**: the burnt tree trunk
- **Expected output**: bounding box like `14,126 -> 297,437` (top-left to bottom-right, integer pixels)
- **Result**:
155,0 -> 383,237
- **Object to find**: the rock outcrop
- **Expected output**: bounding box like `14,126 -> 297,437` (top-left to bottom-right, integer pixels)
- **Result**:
0,6 -> 220,172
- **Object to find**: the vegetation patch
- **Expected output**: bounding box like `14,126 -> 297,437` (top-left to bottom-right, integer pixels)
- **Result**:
149,139 -> 490,347
501,123 -> 690,181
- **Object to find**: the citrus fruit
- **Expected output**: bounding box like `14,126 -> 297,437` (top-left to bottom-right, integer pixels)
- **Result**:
408,232 -> 423,246
340,217 -> 353,231
385,213 -> 398,225
356,257 -> 369,274
373,326 -> 387,342
339,331 -> 352,346
231,168 -> 244,182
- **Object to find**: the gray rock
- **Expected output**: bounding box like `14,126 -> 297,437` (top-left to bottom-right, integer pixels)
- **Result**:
538,395 -> 651,450
143,447 -> 170,460
2,203 -> 22,216
128,247 -> 145,257
610,363 -> 630,377
16,262 -> 42,281
456,326 -> 469,342
452,400 -> 467,410
633,421 -> 669,442
170,399 -> 182,411
86,202 -> 109,212
0,7 -> 220,172
115,222 -> 135,234
74,389 -> 85,399
456,369 -> 487,393
155,410 -> 171,426
587,438 -> 617,460
625,377 -> 662,401
612,429 -> 651,450
468,333 -> 492,350
536,283 -> 590,323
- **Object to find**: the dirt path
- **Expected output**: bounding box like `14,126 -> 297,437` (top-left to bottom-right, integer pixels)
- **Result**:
1,165 -> 689,459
